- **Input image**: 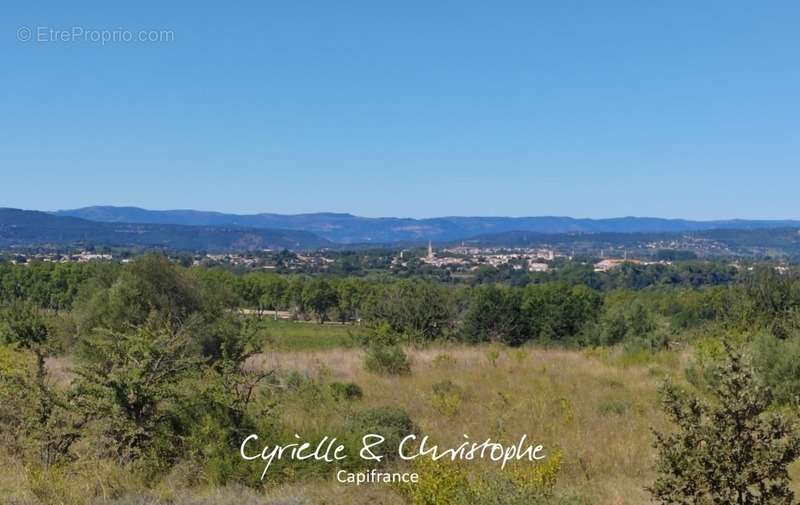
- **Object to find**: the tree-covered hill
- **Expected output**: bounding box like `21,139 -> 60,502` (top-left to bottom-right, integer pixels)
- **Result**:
55,205 -> 800,244
0,208 -> 331,251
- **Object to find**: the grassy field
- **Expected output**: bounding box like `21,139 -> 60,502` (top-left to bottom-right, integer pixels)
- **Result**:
11,322 -> 800,505
244,344 -> 681,505
258,318 -> 360,351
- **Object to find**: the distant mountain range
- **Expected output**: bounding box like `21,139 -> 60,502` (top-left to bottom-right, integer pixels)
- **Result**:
0,209 -> 330,252
3,206 -> 800,256
55,206 -> 800,244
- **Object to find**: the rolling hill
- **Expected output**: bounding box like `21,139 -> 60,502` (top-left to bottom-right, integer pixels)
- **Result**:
0,208 -> 330,251
55,206 -> 800,244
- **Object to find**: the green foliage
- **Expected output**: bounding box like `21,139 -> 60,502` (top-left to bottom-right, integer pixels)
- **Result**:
461,284 -> 526,345
0,260 -> 104,311
650,346 -> 800,505
360,322 -> 412,375
329,381 -> 363,401
73,254 -> 203,335
739,267 -> 800,338
400,458 -> 472,505
597,399 -> 627,416
72,327 -> 204,465
0,344 -> 81,466
364,342 -> 411,376
345,406 -> 417,462
402,451 -> 570,505
301,278 -> 337,323
522,283 -> 603,344
430,380 -> 464,417
0,299 -> 50,348
362,279 -> 453,342
752,332 -> 800,406
592,296 -> 670,354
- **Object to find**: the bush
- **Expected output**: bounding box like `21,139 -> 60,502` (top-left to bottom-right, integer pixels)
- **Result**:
345,407 -> 417,462
430,380 -> 463,417
401,451 -> 572,505
364,343 -> 411,375
400,458 -> 471,505
432,353 -> 457,368
329,382 -> 363,401
597,400 -> 627,416
752,332 -> 800,406
651,346 -> 800,504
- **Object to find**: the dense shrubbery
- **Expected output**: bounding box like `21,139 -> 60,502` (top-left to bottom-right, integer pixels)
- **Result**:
0,256 -> 275,491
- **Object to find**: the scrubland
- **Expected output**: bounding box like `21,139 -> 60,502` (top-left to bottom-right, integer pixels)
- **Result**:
4,342 -> 710,505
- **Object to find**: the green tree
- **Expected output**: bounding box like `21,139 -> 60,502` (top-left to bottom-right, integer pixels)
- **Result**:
522,283 -> 602,342
461,284 -> 526,345
335,277 -> 368,323
302,278 -> 338,323
363,280 -> 453,341
650,346 -> 800,505
73,254 -> 202,335
0,300 -> 50,378
259,275 -> 288,320
73,326 -> 203,464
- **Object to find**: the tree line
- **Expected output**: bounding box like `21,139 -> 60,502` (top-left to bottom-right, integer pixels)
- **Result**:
1,256 -> 798,351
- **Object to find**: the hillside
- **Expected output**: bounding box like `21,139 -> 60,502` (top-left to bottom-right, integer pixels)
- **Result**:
55,206 -> 800,244
460,227 -> 800,258
0,208 -> 330,251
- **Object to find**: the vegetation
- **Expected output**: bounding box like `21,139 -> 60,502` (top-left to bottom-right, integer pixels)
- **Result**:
3,254 -> 800,504
651,347 -> 800,504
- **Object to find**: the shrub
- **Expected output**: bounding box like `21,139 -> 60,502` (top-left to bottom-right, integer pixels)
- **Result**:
597,400 -> 627,416
432,353 -> 457,368
73,327 -> 204,465
345,407 -> 417,462
485,347 -> 501,367
364,343 -> 411,375
402,451 -> 571,505
400,458 -> 471,505
329,382 -> 363,401
507,448 -> 563,494
650,346 -> 800,504
430,380 -> 463,417
752,332 -> 800,406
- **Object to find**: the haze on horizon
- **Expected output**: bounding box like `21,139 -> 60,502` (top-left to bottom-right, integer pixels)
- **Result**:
2,2 -> 798,220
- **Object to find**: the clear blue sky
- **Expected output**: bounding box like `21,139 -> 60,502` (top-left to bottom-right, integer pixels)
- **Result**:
2,2 -> 798,219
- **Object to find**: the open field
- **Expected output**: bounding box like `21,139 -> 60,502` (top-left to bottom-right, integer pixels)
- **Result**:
245,344 -> 682,505
10,337 -> 800,505
258,319 -> 360,351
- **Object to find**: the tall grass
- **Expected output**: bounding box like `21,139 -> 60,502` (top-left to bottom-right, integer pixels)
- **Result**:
10,341 -> 800,504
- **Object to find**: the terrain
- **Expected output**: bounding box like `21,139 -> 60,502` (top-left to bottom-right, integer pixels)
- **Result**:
5,206 -> 800,258
56,206 -> 800,244
0,208 -> 330,251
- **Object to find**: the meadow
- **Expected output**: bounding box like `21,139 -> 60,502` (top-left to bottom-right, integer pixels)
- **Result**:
5,341 -> 676,504
6,325 -> 800,504
258,318 -> 358,352
4,257 -> 800,505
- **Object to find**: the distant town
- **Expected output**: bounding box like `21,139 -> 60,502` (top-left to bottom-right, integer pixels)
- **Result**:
3,241 -> 792,279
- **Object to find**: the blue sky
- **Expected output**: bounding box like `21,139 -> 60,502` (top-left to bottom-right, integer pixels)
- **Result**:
2,2 -> 798,219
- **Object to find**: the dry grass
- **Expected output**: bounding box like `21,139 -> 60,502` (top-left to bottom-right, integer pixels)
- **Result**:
248,344 -> 681,505
11,344 -> 800,505
44,356 -> 76,388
